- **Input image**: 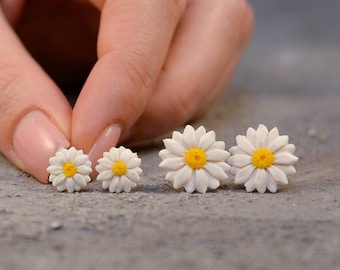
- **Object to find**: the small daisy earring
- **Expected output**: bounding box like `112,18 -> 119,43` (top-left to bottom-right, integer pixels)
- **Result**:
47,147 -> 92,193
95,146 -> 142,193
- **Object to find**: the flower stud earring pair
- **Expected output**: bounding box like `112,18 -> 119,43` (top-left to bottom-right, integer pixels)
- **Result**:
47,146 -> 142,193
159,124 -> 298,194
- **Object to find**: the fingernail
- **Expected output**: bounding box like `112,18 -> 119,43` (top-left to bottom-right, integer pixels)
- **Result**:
88,123 -> 122,167
13,110 -> 70,183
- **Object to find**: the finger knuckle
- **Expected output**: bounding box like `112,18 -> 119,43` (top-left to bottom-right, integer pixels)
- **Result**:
123,46 -> 155,96
238,0 -> 255,42
0,66 -> 20,114
170,88 -> 198,123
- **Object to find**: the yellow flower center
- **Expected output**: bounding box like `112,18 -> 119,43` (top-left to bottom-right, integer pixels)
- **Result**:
62,162 -> 77,178
112,160 -> 127,176
184,147 -> 207,170
252,148 -> 275,169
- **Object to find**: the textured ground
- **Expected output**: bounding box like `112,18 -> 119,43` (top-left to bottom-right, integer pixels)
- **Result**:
1,1 -> 340,269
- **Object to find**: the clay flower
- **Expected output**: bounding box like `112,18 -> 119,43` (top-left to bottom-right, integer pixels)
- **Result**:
159,125 -> 230,193
96,146 -> 142,193
228,124 -> 298,193
47,147 -> 92,193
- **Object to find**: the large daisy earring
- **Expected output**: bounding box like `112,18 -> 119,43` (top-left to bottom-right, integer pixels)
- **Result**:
159,125 -> 230,194
47,147 -> 92,193
95,146 -> 142,193
228,124 -> 298,193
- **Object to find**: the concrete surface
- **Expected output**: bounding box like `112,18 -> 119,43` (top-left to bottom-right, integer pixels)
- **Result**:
1,0 -> 340,269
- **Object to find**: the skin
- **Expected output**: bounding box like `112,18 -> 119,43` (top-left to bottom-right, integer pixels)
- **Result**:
0,0 -> 253,183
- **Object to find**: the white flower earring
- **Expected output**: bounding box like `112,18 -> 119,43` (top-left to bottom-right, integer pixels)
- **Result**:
96,146 -> 142,193
228,124 -> 298,193
47,147 -> 92,193
159,125 -> 230,194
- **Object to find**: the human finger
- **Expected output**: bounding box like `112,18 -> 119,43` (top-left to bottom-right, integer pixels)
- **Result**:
125,0 -> 254,142
72,0 -> 187,165
0,7 -> 72,183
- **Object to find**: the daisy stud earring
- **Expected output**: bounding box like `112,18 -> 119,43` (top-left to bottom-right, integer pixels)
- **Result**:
96,146 -> 142,193
159,125 -> 230,194
47,147 -> 92,193
228,124 -> 298,193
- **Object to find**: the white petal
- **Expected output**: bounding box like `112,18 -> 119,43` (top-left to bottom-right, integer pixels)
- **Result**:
97,170 -> 113,181
230,166 -> 239,175
108,148 -> 119,160
173,166 -> 192,189
267,166 -> 288,184
245,178 -> 256,192
184,179 -> 196,193
228,154 -> 252,168
256,124 -> 269,148
246,127 -> 257,146
109,177 -> 120,193
268,135 -> 289,152
275,144 -> 296,154
51,174 -> 66,187
57,183 -> 66,192
165,170 -> 177,181
97,158 -> 112,169
204,162 -> 228,181
275,165 -> 296,175
196,126 -> 207,139
206,149 -> 230,162
73,174 -> 88,188
48,174 -> 57,182
55,150 -> 67,163
65,147 -> 77,162
132,167 -> 143,175
77,165 -> 92,175
73,154 -> 89,166
126,157 -> 141,169
117,146 -> 126,156
214,161 -> 231,173
159,149 -> 177,159
266,173 -> 278,193
159,158 -> 185,170
172,131 -> 184,145
195,170 -> 209,194
163,139 -> 186,156
126,170 -> 141,183
234,165 -> 255,184
118,176 -> 129,192
254,169 -> 267,193
66,178 -> 75,193
47,165 -> 62,175
122,179 -> 132,193
74,183 -> 81,192
210,141 -> 225,150
274,153 -> 299,165
265,127 -> 279,146
208,177 -> 220,190
120,148 -> 133,161
183,125 -> 197,148
229,146 -> 243,155
95,164 -> 106,174
198,131 -> 216,151
236,135 -> 255,155
102,181 -> 111,189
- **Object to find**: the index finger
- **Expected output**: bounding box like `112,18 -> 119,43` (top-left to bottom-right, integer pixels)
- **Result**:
72,0 -> 187,164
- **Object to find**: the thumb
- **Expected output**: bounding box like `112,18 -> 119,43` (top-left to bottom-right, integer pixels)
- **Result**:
0,8 -> 71,183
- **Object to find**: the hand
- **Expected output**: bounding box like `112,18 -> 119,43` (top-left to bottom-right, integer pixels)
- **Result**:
0,0 -> 253,183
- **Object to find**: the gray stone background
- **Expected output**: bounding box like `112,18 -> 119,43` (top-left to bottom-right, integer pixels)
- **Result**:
1,0 -> 340,269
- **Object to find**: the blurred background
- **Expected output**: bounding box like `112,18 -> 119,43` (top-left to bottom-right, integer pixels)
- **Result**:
231,0 -> 340,96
